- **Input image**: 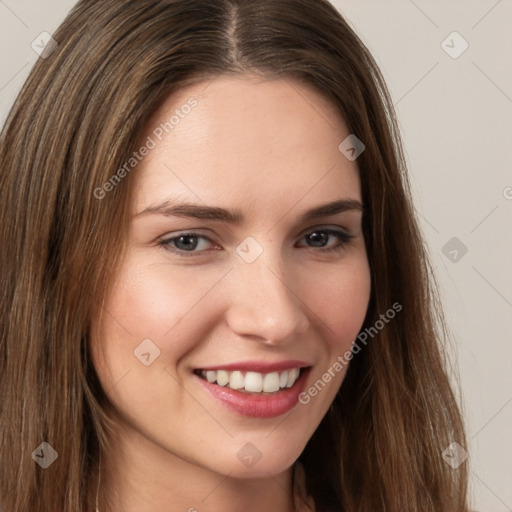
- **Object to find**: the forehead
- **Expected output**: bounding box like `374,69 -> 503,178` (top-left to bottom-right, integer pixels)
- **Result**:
132,75 -> 361,219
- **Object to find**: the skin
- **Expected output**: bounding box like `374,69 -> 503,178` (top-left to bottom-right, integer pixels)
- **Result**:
90,74 -> 371,512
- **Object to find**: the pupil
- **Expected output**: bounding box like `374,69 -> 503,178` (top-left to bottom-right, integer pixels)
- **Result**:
309,232 -> 327,247
177,235 -> 197,250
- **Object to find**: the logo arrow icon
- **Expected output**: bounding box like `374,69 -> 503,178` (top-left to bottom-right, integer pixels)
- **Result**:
32,442 -> 58,468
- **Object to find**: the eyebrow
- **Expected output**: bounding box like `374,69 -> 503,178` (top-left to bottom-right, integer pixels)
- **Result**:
135,198 -> 363,223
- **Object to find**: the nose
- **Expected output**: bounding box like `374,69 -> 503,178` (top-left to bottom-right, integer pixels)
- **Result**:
224,253 -> 310,346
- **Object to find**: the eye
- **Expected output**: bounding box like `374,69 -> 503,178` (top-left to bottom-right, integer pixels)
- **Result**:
159,232 -> 216,256
297,227 -> 355,253
159,227 -> 354,257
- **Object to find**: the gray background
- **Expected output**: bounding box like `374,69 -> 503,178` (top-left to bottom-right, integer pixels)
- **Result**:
1,1 -> 511,510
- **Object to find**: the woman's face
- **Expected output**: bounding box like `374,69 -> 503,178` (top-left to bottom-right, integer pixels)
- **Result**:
91,75 -> 371,479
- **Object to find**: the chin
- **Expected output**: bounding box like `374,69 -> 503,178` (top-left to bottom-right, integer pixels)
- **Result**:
212,440 -> 305,479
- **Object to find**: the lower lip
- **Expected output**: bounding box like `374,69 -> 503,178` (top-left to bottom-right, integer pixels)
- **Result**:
194,369 -> 309,418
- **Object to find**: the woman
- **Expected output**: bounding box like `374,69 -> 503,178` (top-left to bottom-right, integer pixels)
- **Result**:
0,0 -> 470,510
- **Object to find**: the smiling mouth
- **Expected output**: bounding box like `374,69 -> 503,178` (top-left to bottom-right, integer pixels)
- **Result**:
193,367 -> 306,394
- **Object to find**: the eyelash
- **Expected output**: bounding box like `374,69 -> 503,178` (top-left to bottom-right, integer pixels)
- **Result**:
158,227 -> 355,257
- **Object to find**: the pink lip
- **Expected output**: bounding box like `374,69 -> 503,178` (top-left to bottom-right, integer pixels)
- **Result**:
194,367 -> 311,418
197,359 -> 311,373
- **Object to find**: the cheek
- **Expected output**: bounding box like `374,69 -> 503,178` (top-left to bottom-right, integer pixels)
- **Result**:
88,261 -> 195,391
298,257 -> 371,403
110,266 -> 211,335
279,257 -> 371,438
309,258 -> 371,350
94,257 -> 226,355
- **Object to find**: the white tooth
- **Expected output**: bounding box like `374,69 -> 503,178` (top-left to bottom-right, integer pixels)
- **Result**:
244,372 -> 263,392
279,370 -> 288,388
229,371 -> 245,389
216,370 -> 230,386
263,372 -> 280,393
286,368 -> 299,388
206,370 -> 217,383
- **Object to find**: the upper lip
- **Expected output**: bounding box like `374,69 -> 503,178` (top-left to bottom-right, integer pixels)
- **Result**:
196,359 -> 312,373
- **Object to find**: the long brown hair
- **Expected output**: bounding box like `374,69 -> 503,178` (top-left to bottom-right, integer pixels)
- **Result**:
0,0 -> 470,510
